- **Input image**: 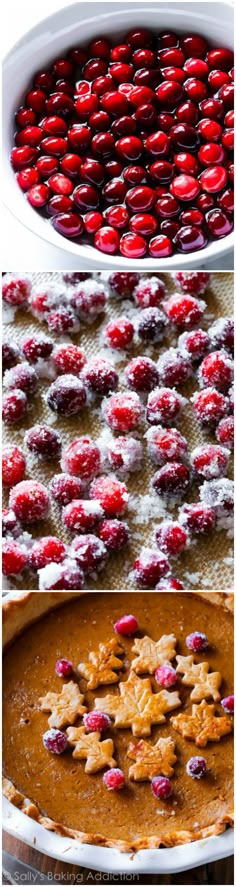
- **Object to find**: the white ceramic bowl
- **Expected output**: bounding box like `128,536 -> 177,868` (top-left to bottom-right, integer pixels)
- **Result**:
2,1 -> 234,270
2,591 -> 234,874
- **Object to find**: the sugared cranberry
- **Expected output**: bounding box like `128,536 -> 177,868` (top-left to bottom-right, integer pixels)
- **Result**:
103,769 -> 125,791
193,387 -> 229,427
164,293 -> 205,329
186,757 -> 207,778
157,348 -> 192,387
43,728 -> 67,755
134,276 -> 165,308
2,509 -> 22,538
49,473 -> 83,506
216,415 -> 234,449
114,614 -> 139,635
2,540 -> 28,575
69,279 -> 106,322
179,502 -> 216,535
178,329 -> 210,361
133,548 -> 170,588
4,362 -> 38,395
30,282 -> 67,317
146,387 -> 186,425
200,477 -> 234,518
39,559 -> 84,590
186,631 -> 209,652
98,519 -> 129,551
83,711 -> 111,733
47,307 -> 78,334
146,426 -> 187,464
107,435 -> 143,473
63,500 -> 103,533
221,695 -> 234,713
155,664 -> 177,688
2,445 -> 26,486
61,437 -> 101,481
71,533 -> 107,573
108,272 -> 140,298
2,341 -> 20,371
47,375 -> 86,416
25,424 -> 62,459
102,391 -> 142,432
29,536 -> 66,570
198,350 -> 233,392
55,658 -> 73,678
151,776 -> 172,799
2,389 -> 27,424
152,462 -> 190,498
125,356 -> 159,392
22,334 -> 53,363
155,520 -> 188,556
9,480 -> 50,522
137,307 -> 167,343
2,273 -> 31,305
52,344 -> 86,375
104,317 -> 134,349
90,475 -> 128,517
81,357 -> 118,396
173,271 -> 211,296
191,443 -> 229,480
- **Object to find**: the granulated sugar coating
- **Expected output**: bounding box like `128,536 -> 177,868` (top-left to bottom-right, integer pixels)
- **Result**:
2,271 -> 233,590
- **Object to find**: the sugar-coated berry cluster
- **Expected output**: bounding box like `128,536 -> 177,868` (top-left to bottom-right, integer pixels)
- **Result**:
2,270 -> 234,588
10,29 -> 234,258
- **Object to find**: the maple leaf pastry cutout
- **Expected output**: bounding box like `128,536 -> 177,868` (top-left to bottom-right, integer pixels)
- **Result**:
94,671 -> 181,737
171,699 -> 233,747
39,681 -> 87,728
128,736 -> 177,781
176,655 -> 222,702
66,726 -> 116,774
131,634 -> 177,675
77,638 -> 124,689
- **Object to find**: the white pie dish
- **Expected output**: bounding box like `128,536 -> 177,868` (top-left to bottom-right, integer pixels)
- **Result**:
2,590 -> 234,873
2,0 -> 234,271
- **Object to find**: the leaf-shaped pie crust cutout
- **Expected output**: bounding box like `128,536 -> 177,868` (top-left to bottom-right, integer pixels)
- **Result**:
66,726 -> 116,773
39,681 -> 87,728
176,655 -> 222,702
128,736 -> 177,781
94,671 -> 181,737
131,634 -> 176,675
77,638 -> 124,689
171,699 -> 233,747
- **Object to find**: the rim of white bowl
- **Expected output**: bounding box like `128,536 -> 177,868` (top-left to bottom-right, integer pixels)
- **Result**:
2,1 -> 234,269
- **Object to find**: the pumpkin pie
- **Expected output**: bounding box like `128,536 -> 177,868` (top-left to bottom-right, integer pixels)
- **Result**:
2,590 -> 234,852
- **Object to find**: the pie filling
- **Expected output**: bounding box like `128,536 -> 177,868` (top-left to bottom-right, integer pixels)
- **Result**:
3,592 -> 233,848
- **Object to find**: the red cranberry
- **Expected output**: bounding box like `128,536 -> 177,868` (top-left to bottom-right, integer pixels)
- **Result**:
178,328 -> 210,361
176,101 -> 199,126
129,85 -> 156,107
174,226 -> 208,252
200,98 -> 224,120
197,118 -> 223,141
107,436 -> 143,473
120,232 -> 147,257
137,307 -> 167,343
125,185 -> 156,212
39,559 -> 84,590
103,769 -> 125,791
90,475 -> 128,517
46,375 -> 86,416
200,165 -> 228,193
40,136 -> 68,156
105,205 -> 130,229
49,473 -> 83,506
149,160 -> 174,182
47,173 -> 72,195
196,193 -> 214,212
208,70 -> 230,91
73,183 -> 99,211
155,195 -> 180,217
184,58 -> 209,78
103,179 -> 127,203
224,109 -> 234,127
52,212 -> 84,238
83,59 -> 108,81
110,45 -> 132,63
133,548 -> 170,588
94,226 -> 120,254
174,152 -> 199,176
133,48 -> 155,68
180,208 -> 204,227
216,415 -> 234,449
114,614 -> 139,635
48,195 -> 73,215
16,167 -> 40,190
179,502 -> 216,535
92,75 -> 115,96
104,317 -> 134,349
27,183 -> 50,207
52,344 -> 86,375
191,442 -> 229,480
16,107 -> 37,127
126,28 -> 154,49
63,500 -> 103,533
170,123 -> 199,150
80,158 -> 105,186
192,387 -> 229,426
146,425 -> 187,464
158,32 -> 179,49
2,445 -> 26,486
89,36 -> 111,58
26,89 -> 46,113
206,208 -> 233,238
29,536 -> 66,570
170,174 -> 201,201
156,520 -> 188,556
84,211 -> 104,233
110,62 -> 134,83
161,67 -> 186,84
9,480 -> 50,522
152,462 -> 190,498
41,115 -> 68,136
36,155 -> 59,176
116,136 -> 143,162
2,540 -> 28,575
180,34 -> 208,58
108,273 -> 140,298
102,392 -> 142,432
184,77 -> 207,102
221,130 -> 234,151
156,80 -> 184,107
2,389 -> 27,424
207,48 -> 234,72
130,213 -> 158,236
164,293 -> 205,329
46,92 -> 74,116
198,350 -> 233,392
157,111 -> 177,131
98,519 -> 129,551
2,341 -> 20,371
159,47 -> 185,66
11,146 -> 38,170
68,125 -> 91,152
149,235 -> 173,257
101,91 -> 129,117
75,93 -> 99,120
123,165 -> 146,185
25,424 -> 62,458
61,437 -> 101,481
81,357 -> 118,396
145,131 -> 170,156
89,111 -> 110,132
125,356 -> 159,391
